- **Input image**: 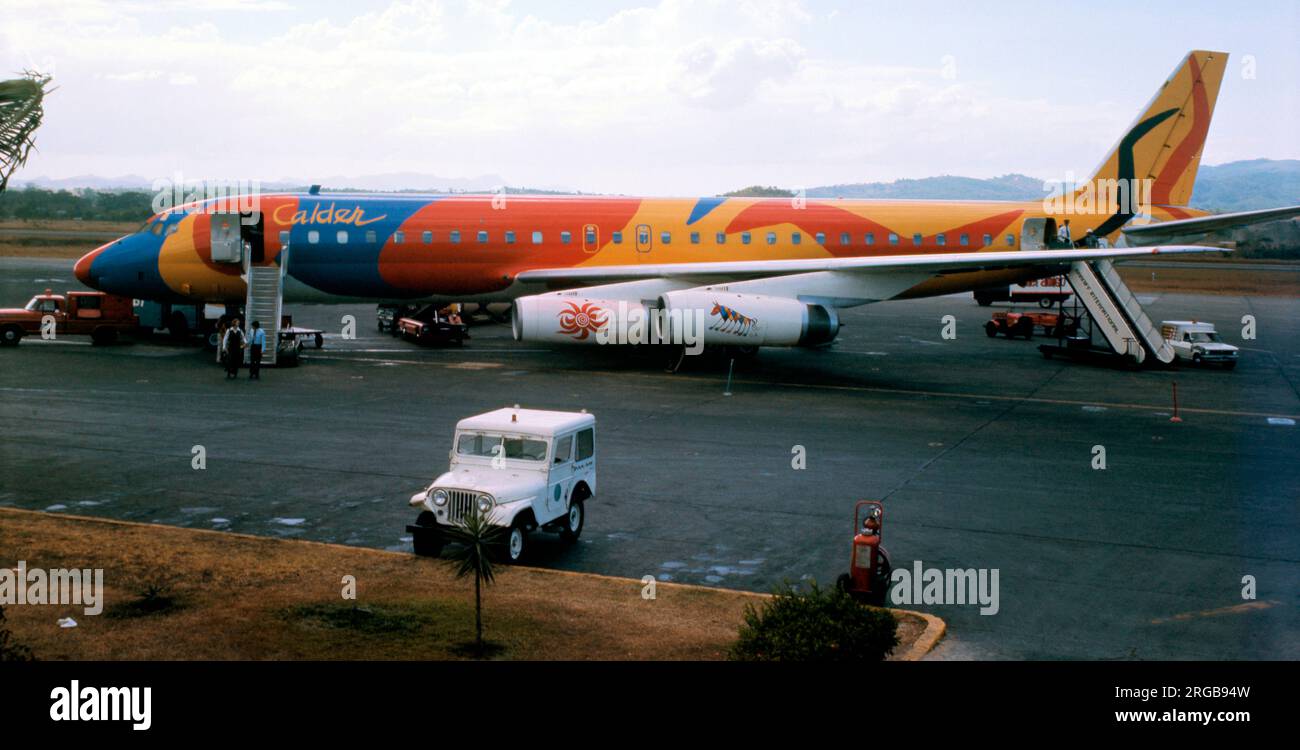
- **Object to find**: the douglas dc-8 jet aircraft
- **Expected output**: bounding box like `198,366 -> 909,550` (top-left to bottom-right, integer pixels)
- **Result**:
75,50 -> 1298,355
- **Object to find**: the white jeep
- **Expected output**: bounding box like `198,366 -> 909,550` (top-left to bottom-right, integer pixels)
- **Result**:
1160,320 -> 1239,369
407,407 -> 596,563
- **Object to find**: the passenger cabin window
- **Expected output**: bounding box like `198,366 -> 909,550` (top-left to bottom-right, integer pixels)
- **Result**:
166,222 -> 179,236
1005,234 -> 1015,247
365,230 -> 377,244
561,231 -> 572,244
423,231 -> 433,244
585,228 -> 597,244
936,234 -> 946,246
308,230 -> 320,244
912,233 -> 922,246
765,232 -> 777,245
690,232 -> 700,244
151,222 -> 164,236
983,233 -> 993,246
889,233 -> 899,245
505,231 -> 516,244
279,230 -> 290,245
815,232 -> 825,245
477,231 -> 488,244
554,435 -> 573,464
741,232 -> 752,245
337,230 -> 349,244
866,233 -> 875,246
638,228 -> 649,244
661,231 -> 672,244
611,231 -> 622,244
791,232 -> 802,245
450,230 -> 461,244
716,232 -> 726,245
840,232 -> 851,245
576,428 -> 595,461
960,233 -> 970,246
393,231 -> 404,244
533,231 -> 543,244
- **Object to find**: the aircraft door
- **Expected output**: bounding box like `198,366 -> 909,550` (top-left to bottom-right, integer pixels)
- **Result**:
1020,218 -> 1049,251
635,224 -> 652,254
210,213 -> 244,263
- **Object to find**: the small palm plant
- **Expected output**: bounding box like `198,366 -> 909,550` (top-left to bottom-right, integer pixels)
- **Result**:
441,507 -> 507,655
0,71 -> 53,193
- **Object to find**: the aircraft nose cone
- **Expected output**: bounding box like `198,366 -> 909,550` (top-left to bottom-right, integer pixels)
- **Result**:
75,243 -> 111,288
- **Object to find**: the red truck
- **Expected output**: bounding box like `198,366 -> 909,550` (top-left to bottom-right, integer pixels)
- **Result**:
0,289 -> 139,346
985,310 -> 1079,340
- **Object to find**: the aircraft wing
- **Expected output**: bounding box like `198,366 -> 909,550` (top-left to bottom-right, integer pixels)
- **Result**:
1121,205 -> 1300,244
515,245 -> 1220,286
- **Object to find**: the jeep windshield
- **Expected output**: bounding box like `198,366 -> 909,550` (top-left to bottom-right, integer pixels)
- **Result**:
456,432 -> 548,461
1187,331 -> 1220,343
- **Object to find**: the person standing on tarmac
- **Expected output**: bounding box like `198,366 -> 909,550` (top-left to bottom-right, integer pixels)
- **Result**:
222,318 -> 244,379
247,320 -> 265,380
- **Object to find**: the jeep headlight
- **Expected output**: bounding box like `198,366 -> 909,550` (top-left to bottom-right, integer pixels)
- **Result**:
477,494 -> 494,513
432,489 -> 448,506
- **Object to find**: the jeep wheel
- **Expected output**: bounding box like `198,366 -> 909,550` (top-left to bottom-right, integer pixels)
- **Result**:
0,326 -> 22,346
984,322 -> 998,338
503,524 -> 528,563
411,511 -> 444,557
559,499 -> 584,543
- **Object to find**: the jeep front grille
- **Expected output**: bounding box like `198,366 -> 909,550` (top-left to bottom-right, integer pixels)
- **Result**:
445,490 -> 479,524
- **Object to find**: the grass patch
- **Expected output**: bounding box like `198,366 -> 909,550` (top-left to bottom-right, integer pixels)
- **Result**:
0,508 -> 933,661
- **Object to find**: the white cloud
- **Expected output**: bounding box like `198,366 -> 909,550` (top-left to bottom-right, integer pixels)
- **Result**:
4,0 -> 1293,194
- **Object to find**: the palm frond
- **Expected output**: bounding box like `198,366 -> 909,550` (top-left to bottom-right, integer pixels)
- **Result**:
440,508 -> 506,584
0,71 -> 53,194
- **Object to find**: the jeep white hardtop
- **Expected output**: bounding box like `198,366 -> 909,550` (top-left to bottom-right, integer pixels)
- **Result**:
406,407 -> 597,563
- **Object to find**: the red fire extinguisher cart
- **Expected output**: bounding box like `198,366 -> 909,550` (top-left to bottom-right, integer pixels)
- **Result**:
836,500 -> 893,606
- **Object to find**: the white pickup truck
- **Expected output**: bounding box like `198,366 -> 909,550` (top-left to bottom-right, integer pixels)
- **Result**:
1160,321 -> 1239,369
407,407 -> 596,563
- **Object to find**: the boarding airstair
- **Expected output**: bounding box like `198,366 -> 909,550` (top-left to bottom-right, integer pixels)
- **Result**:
243,248 -> 287,365
1061,258 -> 1174,365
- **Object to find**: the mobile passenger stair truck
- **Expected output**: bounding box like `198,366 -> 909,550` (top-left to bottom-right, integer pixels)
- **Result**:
208,210 -> 307,367
1010,219 -> 1177,369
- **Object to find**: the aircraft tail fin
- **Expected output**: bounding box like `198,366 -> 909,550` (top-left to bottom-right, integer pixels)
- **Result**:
1087,50 -> 1228,208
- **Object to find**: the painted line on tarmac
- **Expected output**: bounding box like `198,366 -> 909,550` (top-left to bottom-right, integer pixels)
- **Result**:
650,372 -> 1300,421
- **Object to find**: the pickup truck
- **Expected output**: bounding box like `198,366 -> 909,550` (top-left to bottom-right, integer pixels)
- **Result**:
396,305 -> 469,346
1161,321 -> 1239,369
0,290 -> 138,346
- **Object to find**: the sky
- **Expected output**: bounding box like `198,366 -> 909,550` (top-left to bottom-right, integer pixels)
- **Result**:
3,0 -> 1298,195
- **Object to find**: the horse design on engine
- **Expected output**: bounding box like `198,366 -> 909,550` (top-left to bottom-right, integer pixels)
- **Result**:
709,301 -> 758,337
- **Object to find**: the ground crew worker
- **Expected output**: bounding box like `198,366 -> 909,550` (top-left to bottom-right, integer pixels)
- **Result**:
248,320 -> 265,380
222,318 -> 244,379
1083,228 -> 1098,248
1057,219 -> 1072,248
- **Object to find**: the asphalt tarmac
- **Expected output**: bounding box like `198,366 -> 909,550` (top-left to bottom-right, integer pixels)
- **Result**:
1,257 -> 1296,659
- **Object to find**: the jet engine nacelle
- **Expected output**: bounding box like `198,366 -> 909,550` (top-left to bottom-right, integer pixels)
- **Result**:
658,290 -> 840,347
513,294 -> 651,344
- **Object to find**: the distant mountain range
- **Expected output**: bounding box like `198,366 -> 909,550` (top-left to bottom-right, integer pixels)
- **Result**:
10,159 -> 1298,212
802,160 -> 1300,211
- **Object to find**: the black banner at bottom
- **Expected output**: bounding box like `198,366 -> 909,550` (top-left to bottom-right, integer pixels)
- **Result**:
5,660 -> 1288,738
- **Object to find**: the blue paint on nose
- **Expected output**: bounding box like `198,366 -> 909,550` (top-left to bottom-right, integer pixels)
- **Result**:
81,229 -> 175,301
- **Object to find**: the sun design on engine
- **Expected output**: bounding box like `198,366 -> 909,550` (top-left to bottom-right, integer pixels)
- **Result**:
556,301 -> 609,340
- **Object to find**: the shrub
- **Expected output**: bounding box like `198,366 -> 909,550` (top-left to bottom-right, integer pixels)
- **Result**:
729,582 -> 897,662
